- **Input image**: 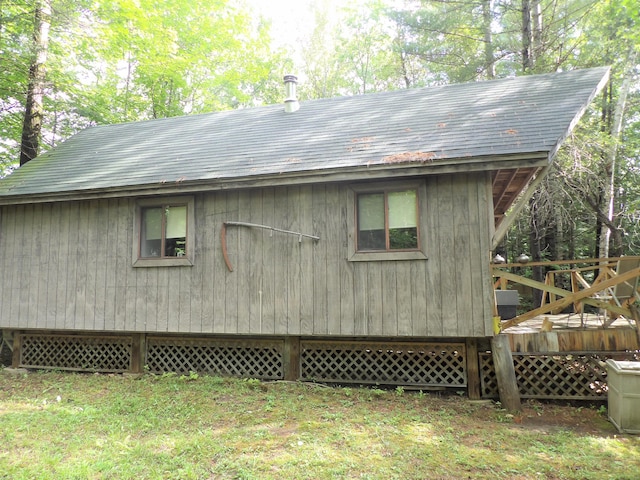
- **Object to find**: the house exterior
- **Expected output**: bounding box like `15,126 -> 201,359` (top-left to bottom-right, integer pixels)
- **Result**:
0,68 -> 609,393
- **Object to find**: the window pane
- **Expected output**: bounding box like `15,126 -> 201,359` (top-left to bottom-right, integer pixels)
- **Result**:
357,193 -> 385,250
388,190 -> 417,229
389,227 -> 418,249
389,190 -> 418,250
166,206 -> 187,238
164,205 -> 187,257
141,207 -> 162,257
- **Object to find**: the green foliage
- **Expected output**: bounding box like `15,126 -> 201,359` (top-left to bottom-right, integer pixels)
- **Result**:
75,0 -> 286,122
299,0 -> 406,99
0,0 -> 289,173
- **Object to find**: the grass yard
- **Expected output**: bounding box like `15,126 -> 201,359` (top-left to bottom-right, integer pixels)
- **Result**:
0,370 -> 638,479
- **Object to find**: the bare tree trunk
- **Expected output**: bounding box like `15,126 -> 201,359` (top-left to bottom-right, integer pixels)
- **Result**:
521,0 -> 534,72
532,0 -> 543,62
599,51 -> 637,258
482,0 -> 495,79
529,194 -> 544,307
19,0 -> 51,166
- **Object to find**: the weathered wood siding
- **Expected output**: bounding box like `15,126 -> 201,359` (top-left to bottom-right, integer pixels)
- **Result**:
0,173 -> 494,337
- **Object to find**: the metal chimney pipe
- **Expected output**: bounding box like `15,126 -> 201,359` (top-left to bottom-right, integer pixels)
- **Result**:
284,74 -> 299,113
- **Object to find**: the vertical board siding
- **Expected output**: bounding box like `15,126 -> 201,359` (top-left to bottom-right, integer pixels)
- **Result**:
200,194 -> 215,333
260,188 -> 276,334
65,201 -> 79,330
17,205 -> 30,328
311,184 -> 328,335
475,173 -> 495,336
299,185 -> 314,334
286,186 -> 301,335
325,184 -> 342,335
339,188 -> 355,336
0,175 -> 494,337
47,203 -> 61,329
211,190 -> 227,333
247,190 -> 264,334
366,264 -> 384,335
437,176 -> 457,336
234,191 -> 251,333
94,199 -> 109,331
452,175 -> 472,334
35,203 -> 50,330
425,178 -> 443,337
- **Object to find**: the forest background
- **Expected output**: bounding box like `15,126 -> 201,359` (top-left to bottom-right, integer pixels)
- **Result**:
1,0 -> 639,271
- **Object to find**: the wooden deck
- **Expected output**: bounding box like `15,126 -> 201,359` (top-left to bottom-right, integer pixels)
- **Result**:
504,312 -> 637,333
502,313 -> 639,352
492,256 -> 640,353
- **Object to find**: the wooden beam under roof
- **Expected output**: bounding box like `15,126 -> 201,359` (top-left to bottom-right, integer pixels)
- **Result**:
492,167 -> 537,226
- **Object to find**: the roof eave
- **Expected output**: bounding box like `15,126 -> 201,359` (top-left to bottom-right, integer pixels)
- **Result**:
0,152 -> 550,206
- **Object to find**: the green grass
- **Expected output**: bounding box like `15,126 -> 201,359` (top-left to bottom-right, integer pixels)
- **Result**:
0,370 -> 638,479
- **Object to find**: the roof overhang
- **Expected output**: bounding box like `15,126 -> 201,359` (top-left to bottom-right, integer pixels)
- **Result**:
492,166 -> 539,226
0,152 -> 549,206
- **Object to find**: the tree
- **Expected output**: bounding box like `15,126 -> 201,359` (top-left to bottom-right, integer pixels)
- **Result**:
1,0 -> 41,174
74,0 -> 286,123
19,0 -> 51,165
1,0 -> 289,174
299,1 -> 346,99
387,0 -> 507,83
552,0 -> 640,258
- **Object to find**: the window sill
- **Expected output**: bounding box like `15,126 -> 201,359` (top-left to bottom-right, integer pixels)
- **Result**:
133,257 -> 194,267
348,251 -> 428,262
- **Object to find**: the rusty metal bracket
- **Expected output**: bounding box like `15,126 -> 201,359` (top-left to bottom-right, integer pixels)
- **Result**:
221,221 -> 320,272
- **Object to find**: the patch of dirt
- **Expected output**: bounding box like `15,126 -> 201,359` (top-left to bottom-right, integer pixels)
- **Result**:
511,401 -> 616,436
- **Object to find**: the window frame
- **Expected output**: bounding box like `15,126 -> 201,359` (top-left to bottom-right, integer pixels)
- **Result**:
348,181 -> 428,262
132,196 -> 195,267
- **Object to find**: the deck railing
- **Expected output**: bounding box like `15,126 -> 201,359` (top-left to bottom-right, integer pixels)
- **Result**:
492,256 -> 640,330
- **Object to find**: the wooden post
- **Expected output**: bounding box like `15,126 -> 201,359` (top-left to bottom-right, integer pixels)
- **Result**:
130,333 -> 146,374
491,334 -> 521,412
465,338 -> 481,400
12,333 -> 22,369
283,336 -> 300,381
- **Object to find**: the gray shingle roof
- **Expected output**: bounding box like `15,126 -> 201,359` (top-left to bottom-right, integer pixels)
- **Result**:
0,67 -> 609,201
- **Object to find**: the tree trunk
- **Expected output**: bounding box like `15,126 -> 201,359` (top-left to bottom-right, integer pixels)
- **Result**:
19,0 -> 51,166
521,0 -> 534,72
482,0 -> 495,79
532,0 -> 543,62
599,51 -> 636,258
529,194 -> 545,307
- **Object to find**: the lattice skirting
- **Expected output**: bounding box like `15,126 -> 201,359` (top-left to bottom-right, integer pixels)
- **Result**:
300,340 -> 467,387
480,351 -> 640,400
145,337 -> 284,379
18,334 -> 132,372
13,334 -> 468,388
15,332 -> 638,400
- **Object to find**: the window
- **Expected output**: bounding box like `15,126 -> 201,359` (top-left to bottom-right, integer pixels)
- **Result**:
140,205 -> 187,258
348,182 -> 427,262
357,189 -> 418,251
133,196 -> 194,267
